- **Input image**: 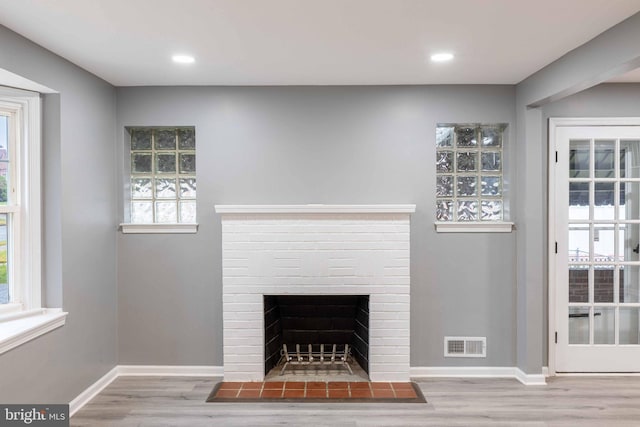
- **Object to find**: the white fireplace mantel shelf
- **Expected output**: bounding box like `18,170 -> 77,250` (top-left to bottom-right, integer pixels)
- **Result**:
214,204 -> 416,214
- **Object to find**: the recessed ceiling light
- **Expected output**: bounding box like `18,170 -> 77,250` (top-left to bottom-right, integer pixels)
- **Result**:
430,53 -> 454,63
172,55 -> 195,64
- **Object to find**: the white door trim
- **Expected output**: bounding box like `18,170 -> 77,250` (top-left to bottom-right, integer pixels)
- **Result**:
548,117 -> 640,376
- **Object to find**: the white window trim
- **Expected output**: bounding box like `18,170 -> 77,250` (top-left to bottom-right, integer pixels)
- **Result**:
435,221 -> 514,233
120,223 -> 198,234
0,87 -> 66,354
0,308 -> 67,355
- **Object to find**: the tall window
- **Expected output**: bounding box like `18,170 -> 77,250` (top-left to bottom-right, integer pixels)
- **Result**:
0,88 -> 41,311
128,127 -> 196,224
435,124 -> 506,222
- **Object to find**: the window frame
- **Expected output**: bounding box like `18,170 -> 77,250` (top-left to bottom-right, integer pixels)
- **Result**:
0,87 -> 66,355
0,88 -> 40,313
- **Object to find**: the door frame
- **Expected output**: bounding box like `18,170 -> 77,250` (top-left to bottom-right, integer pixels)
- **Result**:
548,117 -> 640,375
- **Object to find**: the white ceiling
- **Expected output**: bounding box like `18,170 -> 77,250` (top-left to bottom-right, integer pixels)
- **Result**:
1,0 -> 639,86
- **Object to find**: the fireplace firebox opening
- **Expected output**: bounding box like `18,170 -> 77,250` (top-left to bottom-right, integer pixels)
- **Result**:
264,295 -> 370,377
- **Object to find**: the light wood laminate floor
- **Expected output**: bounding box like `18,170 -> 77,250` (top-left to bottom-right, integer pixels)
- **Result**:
71,376 -> 640,426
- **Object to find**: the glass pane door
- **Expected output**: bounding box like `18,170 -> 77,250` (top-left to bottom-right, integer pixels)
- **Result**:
556,126 -> 640,372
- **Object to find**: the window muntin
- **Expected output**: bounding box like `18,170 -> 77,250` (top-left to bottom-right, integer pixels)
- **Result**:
128,127 -> 196,224
436,124 -> 506,222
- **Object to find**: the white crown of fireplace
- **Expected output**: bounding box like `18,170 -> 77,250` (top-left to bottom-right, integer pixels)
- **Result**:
215,204 -> 415,382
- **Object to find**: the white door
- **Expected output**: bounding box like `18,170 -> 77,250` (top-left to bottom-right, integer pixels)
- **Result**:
554,124 -> 640,372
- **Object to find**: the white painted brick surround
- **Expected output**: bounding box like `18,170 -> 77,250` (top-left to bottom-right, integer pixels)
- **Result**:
215,205 -> 415,382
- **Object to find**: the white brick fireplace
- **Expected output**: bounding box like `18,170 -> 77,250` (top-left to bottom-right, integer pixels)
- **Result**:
214,204 -> 415,382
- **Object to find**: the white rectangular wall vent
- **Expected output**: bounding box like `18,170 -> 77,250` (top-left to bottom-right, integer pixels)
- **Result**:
444,336 -> 486,358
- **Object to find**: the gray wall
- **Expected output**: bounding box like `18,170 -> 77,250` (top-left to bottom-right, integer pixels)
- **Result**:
0,26 -> 118,402
117,85 -> 517,367
544,83 -> 640,118
513,12 -> 640,374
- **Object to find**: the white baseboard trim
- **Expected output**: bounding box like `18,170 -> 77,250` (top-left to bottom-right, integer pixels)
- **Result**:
118,365 -> 224,377
542,366 -> 550,377
73,365 -> 552,416
554,372 -> 640,377
514,368 -> 547,386
411,366 -> 515,378
70,365 -> 223,417
69,366 -> 119,417
410,366 -> 547,386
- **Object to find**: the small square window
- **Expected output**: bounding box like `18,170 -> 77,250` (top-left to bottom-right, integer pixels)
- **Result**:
179,178 -> 197,198
457,200 -> 478,221
155,201 -> 177,223
436,151 -> 454,173
156,153 -> 176,173
481,126 -> 502,147
481,176 -> 501,196
457,176 -> 477,197
456,126 -> 477,147
131,178 -> 152,199
155,130 -> 176,150
481,200 -> 503,221
436,200 -> 453,221
131,129 -> 152,150
436,175 -> 454,197
155,178 -> 177,199
127,127 -> 196,224
131,201 -> 153,223
179,153 -> 196,173
436,127 -> 454,147
178,129 -> 196,149
132,154 -> 152,173
436,123 -> 507,223
456,152 -> 477,172
481,152 -> 501,171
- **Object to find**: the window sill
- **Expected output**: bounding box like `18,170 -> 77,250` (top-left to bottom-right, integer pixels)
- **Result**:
120,223 -> 199,234
0,308 -> 68,355
0,302 -> 23,317
435,222 -> 514,233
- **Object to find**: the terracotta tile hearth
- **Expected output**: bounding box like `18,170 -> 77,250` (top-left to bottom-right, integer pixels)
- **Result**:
207,381 -> 425,403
